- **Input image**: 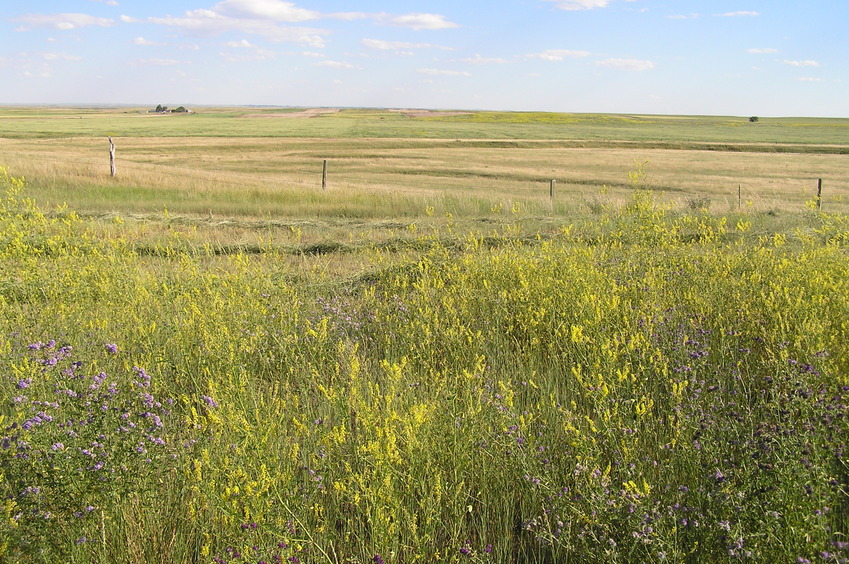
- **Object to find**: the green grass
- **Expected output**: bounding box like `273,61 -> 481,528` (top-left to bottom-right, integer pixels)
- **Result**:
2,107 -> 848,145
1,111 -> 849,562
2,167 -> 849,562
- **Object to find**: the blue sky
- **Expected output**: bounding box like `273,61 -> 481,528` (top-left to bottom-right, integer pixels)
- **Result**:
1,0 -> 846,116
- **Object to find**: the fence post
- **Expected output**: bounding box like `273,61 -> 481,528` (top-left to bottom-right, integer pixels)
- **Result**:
108,137 -> 116,177
738,184 -> 742,210
817,178 -> 823,211
550,179 -> 556,211
322,159 -> 328,190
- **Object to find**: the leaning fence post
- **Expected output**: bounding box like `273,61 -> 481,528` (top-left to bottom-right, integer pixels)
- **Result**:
108,137 -> 116,177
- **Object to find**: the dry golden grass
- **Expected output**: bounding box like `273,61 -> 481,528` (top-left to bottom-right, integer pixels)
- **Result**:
2,136 -> 846,221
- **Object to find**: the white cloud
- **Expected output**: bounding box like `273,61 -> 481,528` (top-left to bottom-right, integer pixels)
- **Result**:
667,13 -> 700,20
362,39 -> 452,53
315,60 -> 360,69
15,13 -> 116,31
22,70 -> 53,79
542,0 -> 610,10
797,77 -> 822,82
224,39 -> 256,48
460,54 -> 509,64
718,11 -> 759,17
141,5 -> 457,50
212,0 -> 319,22
134,37 -> 163,46
596,58 -> 655,71
748,48 -> 778,54
383,13 -> 460,31
527,49 -> 591,61
784,60 -> 820,67
42,53 -> 82,61
148,10 -> 328,47
417,68 -> 471,76
121,15 -> 140,23
89,0 -> 120,5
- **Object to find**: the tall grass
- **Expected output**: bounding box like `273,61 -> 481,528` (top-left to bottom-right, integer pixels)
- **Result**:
2,166 -> 849,562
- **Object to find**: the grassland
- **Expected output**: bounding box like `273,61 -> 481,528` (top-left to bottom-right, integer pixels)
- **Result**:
1,107 -> 847,250
1,107 -> 849,563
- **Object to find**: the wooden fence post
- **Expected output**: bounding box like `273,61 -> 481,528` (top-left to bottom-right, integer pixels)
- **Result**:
108,137 -> 116,177
738,184 -> 742,210
322,159 -> 328,190
550,179 -> 556,211
817,178 -> 823,211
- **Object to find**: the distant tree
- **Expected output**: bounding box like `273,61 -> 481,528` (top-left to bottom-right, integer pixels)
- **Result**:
155,105 -> 168,113
749,116 -> 759,122
174,106 -> 188,113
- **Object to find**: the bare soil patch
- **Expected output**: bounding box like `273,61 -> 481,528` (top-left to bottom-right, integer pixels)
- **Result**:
389,109 -> 473,118
241,108 -> 342,119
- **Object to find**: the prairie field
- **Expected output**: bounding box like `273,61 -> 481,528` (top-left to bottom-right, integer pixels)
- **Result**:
1,107 -> 849,563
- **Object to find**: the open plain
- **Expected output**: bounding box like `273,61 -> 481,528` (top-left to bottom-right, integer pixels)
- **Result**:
2,107 -> 849,563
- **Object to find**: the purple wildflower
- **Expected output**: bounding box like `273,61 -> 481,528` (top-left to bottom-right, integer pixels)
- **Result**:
105,343 -> 118,354
373,555 -> 385,564
202,395 -> 219,408
133,366 -> 151,387
17,379 -> 31,389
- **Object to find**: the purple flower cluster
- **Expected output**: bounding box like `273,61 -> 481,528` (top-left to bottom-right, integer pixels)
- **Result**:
314,295 -> 376,340
212,523 -> 305,564
1,340 -> 185,552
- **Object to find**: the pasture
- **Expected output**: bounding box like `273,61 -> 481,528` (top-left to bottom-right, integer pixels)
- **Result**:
1,107 -> 849,563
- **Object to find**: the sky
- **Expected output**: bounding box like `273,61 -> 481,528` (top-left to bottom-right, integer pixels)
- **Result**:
1,0 -> 847,117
